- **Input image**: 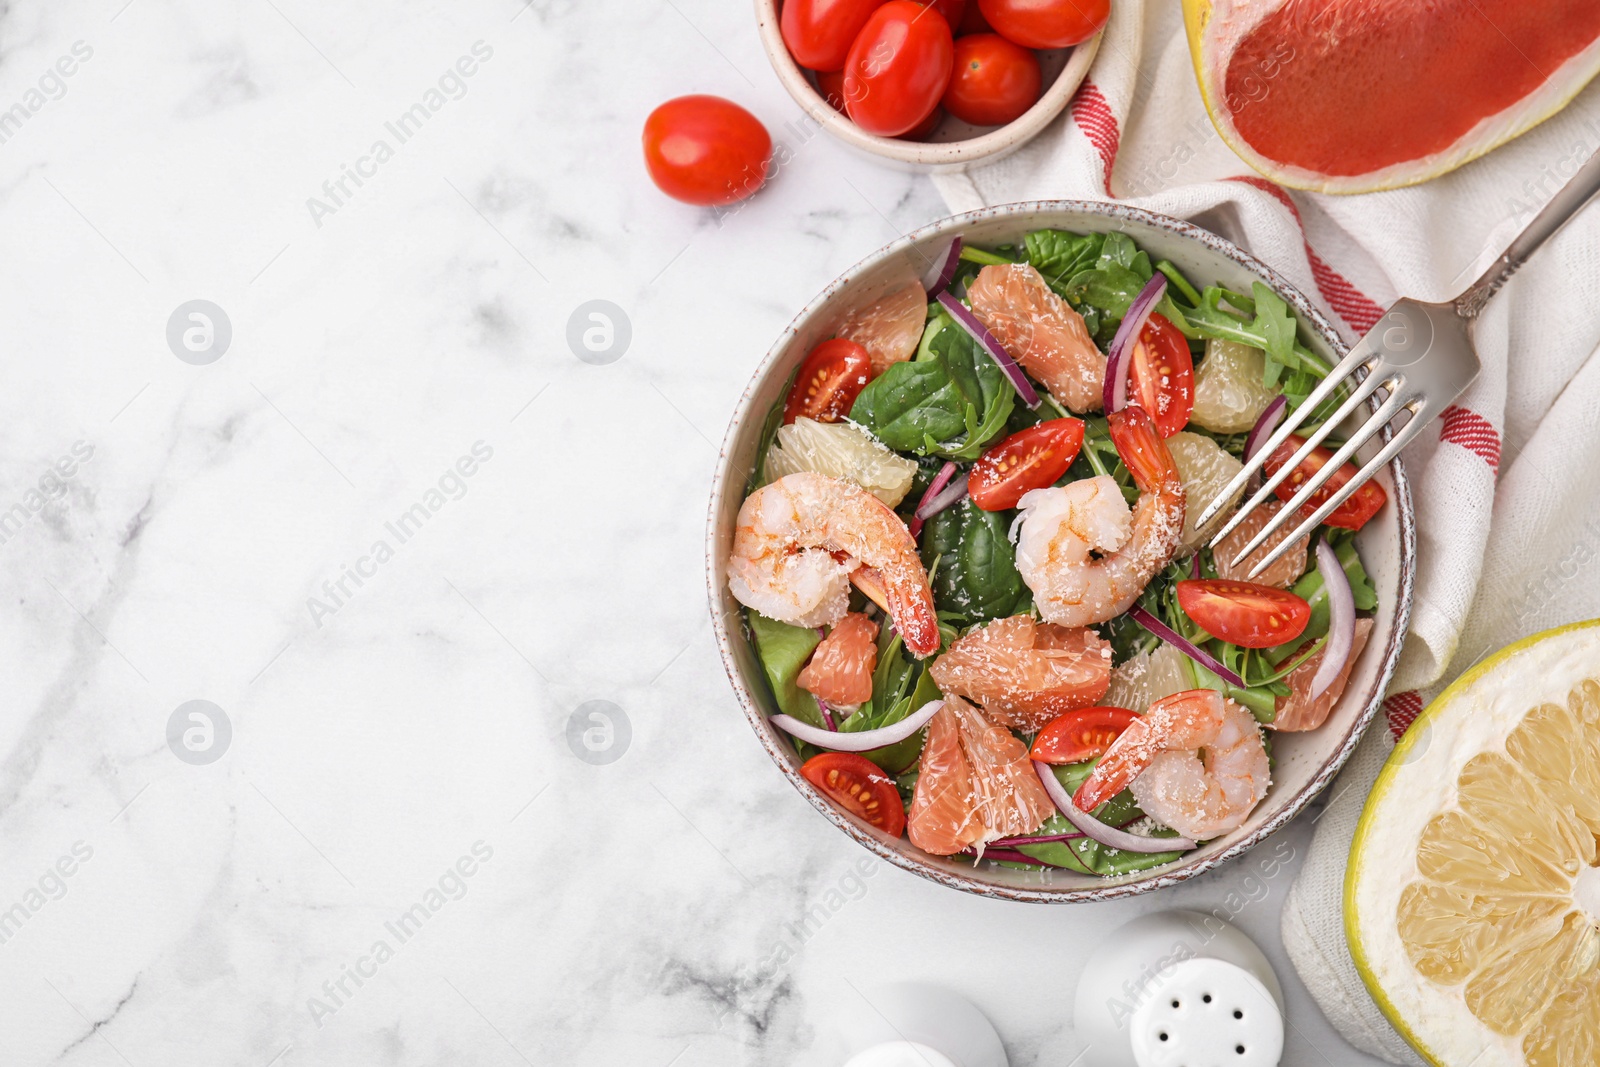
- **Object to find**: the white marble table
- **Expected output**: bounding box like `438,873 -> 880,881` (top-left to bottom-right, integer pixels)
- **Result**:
0,1 -> 1386,1064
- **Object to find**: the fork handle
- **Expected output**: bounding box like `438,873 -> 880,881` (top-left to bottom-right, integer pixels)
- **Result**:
1456,145 -> 1600,319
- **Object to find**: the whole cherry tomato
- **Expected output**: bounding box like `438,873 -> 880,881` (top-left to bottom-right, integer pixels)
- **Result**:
642,95 -> 771,207
928,0 -> 967,29
1177,579 -> 1312,649
959,0 -> 992,32
815,68 -> 849,113
844,1 -> 955,137
900,104 -> 945,140
978,0 -> 1109,49
941,33 -> 1041,126
1125,312 -> 1195,438
968,418 -> 1085,510
782,0 -> 886,72
782,338 -> 874,424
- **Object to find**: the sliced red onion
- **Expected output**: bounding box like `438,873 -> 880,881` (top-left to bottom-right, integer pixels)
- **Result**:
1310,539 -> 1355,699
936,292 -> 1041,409
1102,273 -> 1167,413
773,699 -> 942,752
1191,552 -> 1202,580
920,236 -> 963,295
1129,604 -> 1249,690
1034,760 -> 1196,853
911,461 -> 958,533
1243,394 -> 1289,464
992,830 -> 1087,846
917,473 -> 968,522
817,698 -> 838,731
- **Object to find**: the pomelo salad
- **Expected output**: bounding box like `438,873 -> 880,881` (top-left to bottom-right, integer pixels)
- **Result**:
728,227 -> 1384,876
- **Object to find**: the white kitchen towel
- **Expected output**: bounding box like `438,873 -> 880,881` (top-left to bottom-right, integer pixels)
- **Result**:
933,2 -> 1600,1062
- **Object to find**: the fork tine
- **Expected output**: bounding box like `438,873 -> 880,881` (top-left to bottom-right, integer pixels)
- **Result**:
1245,396 -> 1429,580
1205,361 -> 1390,549
1191,344 -> 1377,531
1225,380 -> 1408,569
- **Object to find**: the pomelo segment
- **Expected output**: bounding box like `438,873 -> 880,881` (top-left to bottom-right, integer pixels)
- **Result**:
1182,0 -> 1600,193
1347,621 -> 1600,1066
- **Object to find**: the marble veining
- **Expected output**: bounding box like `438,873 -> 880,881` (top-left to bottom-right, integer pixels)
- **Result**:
0,1 -> 1385,1064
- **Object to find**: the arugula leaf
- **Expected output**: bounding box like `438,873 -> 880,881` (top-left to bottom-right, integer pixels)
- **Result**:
746,610 -> 824,728
850,313 -> 1014,459
921,498 -> 1026,624
1250,283 -> 1298,388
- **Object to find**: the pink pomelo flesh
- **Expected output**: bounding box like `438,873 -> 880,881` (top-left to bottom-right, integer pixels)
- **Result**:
1226,0 -> 1600,177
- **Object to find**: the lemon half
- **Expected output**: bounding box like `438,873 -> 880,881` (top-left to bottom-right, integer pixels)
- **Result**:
1348,620 -> 1600,1067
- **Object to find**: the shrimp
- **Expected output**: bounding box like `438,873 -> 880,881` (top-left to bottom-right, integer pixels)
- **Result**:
1075,689 -> 1271,841
728,471 -> 940,657
1013,406 -> 1185,627
965,263 -> 1106,412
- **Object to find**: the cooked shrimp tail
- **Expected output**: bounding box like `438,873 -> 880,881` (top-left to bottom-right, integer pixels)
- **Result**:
727,472 -> 940,658
1109,404 -> 1183,498
1074,688 -> 1270,840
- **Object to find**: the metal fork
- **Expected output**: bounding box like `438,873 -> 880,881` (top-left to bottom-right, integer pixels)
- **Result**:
1196,147 -> 1600,580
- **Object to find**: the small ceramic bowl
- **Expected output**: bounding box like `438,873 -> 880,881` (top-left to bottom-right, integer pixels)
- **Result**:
706,202 -> 1417,903
753,0 -> 1102,172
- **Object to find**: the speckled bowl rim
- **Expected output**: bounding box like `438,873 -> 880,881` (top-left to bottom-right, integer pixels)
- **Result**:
706,200 -> 1416,903
753,0 -> 1102,170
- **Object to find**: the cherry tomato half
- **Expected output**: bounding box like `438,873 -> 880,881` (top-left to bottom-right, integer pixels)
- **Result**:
783,338 -> 874,424
642,95 -> 771,207
782,0 -> 885,72
801,752 -> 907,836
844,1 -> 955,138
1261,435 -> 1389,531
1177,579 -> 1312,649
968,418 -> 1086,511
942,33 -> 1041,127
1126,312 -> 1195,438
978,0 -> 1109,49
1030,706 -> 1139,764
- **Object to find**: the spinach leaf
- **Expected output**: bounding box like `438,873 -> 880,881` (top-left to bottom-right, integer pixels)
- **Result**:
842,663 -> 939,773
1013,764 -> 1185,873
1063,264 -> 1147,323
1025,229 -> 1104,289
871,629 -> 915,714
1097,231 -> 1141,271
920,498 -> 1025,624
746,610 -> 824,728
850,314 -> 1014,459
750,392 -> 788,492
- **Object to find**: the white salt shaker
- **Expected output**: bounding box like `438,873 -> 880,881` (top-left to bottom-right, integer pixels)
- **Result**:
1073,910 -> 1285,1067
839,983 -> 1008,1067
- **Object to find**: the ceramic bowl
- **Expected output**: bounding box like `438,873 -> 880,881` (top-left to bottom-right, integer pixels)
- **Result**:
753,0 -> 1102,172
706,201 -> 1416,902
